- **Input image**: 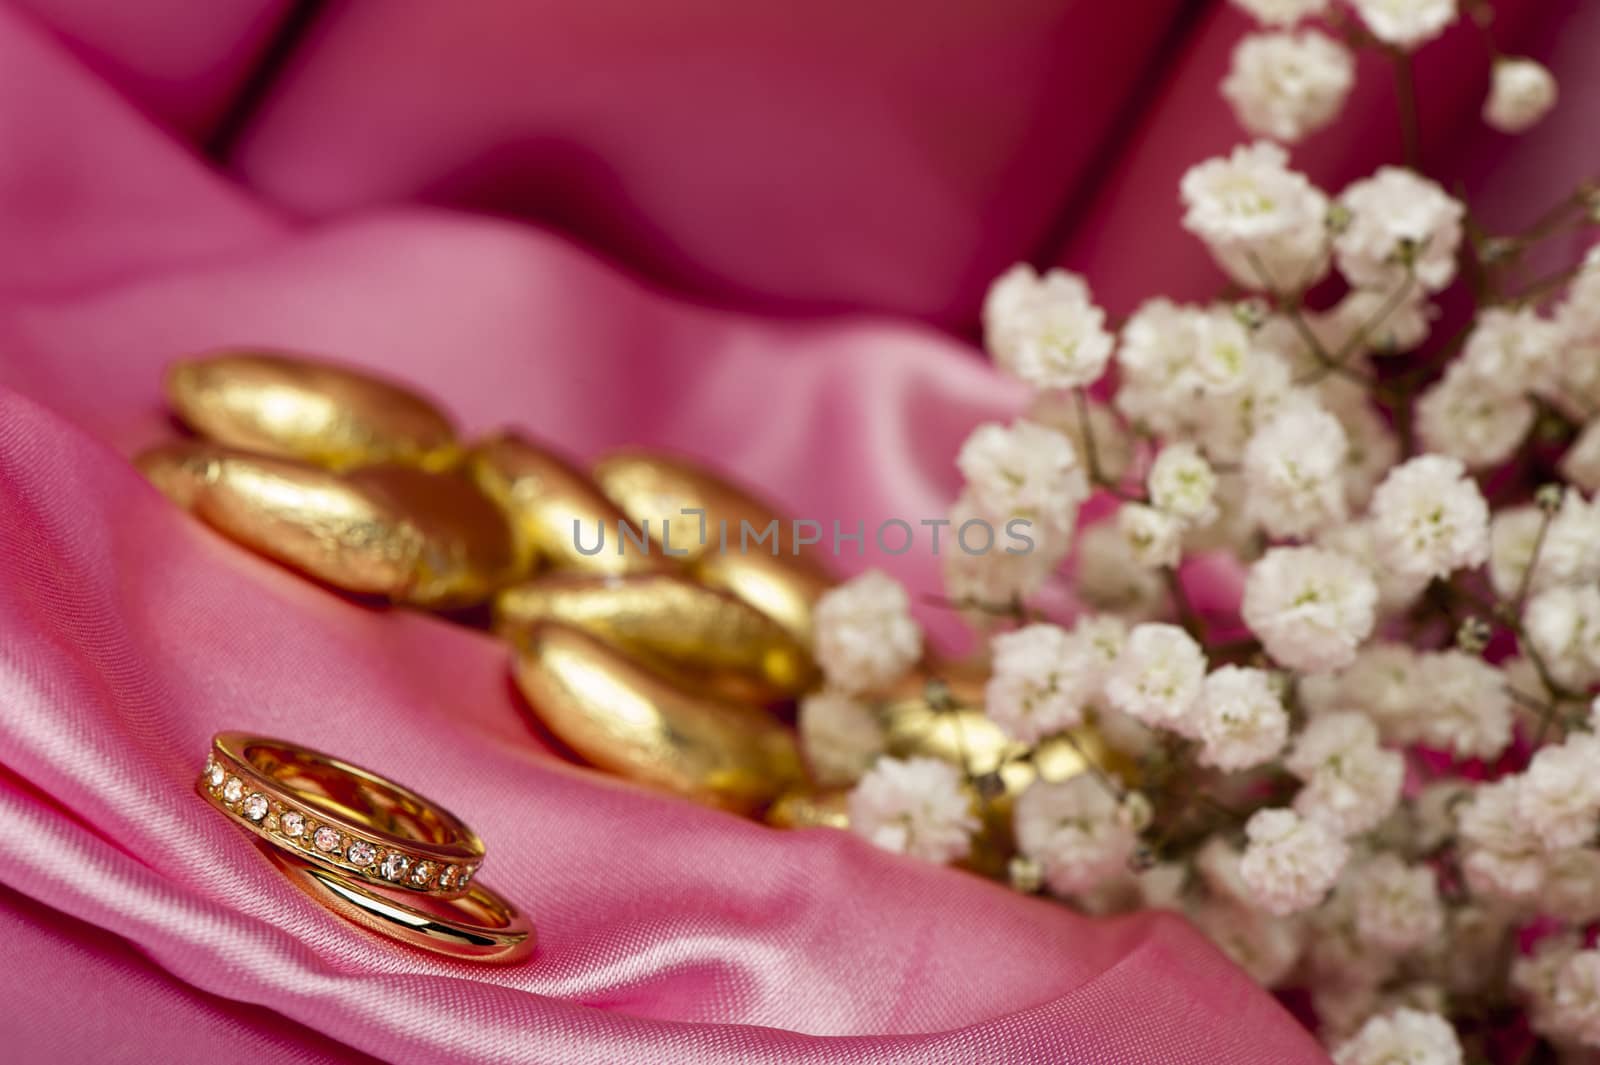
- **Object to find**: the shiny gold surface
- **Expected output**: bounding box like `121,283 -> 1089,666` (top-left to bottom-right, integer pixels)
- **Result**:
138,443 -> 517,606
467,432 -> 670,576
341,464 -> 521,606
512,624 -> 802,814
764,789 -> 851,830
495,573 -> 816,700
133,440 -> 226,509
265,848 -> 533,962
690,550 -> 831,647
165,350 -> 458,470
201,732 -> 485,896
880,663 -> 1109,796
590,450 -> 834,642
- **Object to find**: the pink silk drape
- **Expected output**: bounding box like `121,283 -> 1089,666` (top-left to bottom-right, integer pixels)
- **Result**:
0,1 -> 1595,1061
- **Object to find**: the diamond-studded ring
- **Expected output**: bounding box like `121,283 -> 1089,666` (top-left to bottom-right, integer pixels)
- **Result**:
198,732 -> 485,897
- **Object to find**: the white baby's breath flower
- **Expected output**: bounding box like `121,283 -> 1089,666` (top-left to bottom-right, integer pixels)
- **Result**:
1416,361 -> 1536,468
1524,583 -> 1600,690
1317,378 -> 1401,511
1411,651 -> 1512,761
1243,402 -> 1350,538
941,490 -> 1068,608
1116,502 -> 1184,569
1104,623 -> 1207,736
798,690 -> 885,787
1486,491 -> 1600,605
1223,31 -> 1356,143
1540,849 -> 1600,925
985,624 -> 1098,743
1308,641 -> 1424,745
1304,880 -> 1402,993
1553,951 -> 1600,1048
1315,520 -> 1429,615
957,419 -> 1089,533
1195,666 -> 1290,771
1517,731 -> 1600,850
1074,614 -> 1129,684
1485,57 -> 1558,133
1332,1008 -> 1462,1065
1116,301 -> 1255,439
1229,0 -> 1329,26
1458,777 -> 1547,900
1514,933 -> 1583,1042
1458,306 -> 1563,395
1147,442 -> 1218,526
1243,546 -> 1378,673
1335,168 -> 1465,293
1349,853 -> 1445,954
813,570 -> 922,694
1349,0 -> 1458,50
1240,806 -> 1349,915
1287,712 -> 1404,836
1369,455 -> 1490,582
1115,299 -> 1202,437
1192,349 -> 1301,464
1073,520 -> 1165,617
1488,504 -> 1544,600
1014,776 -> 1141,896
983,265 -> 1115,390
849,756 -> 977,864
1556,249 -> 1600,348
1539,489 -> 1600,590
1190,306 -> 1255,393
1180,141 -> 1330,290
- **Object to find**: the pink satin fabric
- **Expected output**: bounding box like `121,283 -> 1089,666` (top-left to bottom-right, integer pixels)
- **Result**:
0,1 -> 1593,1061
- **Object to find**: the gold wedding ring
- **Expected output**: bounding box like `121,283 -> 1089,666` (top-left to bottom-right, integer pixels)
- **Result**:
263,848 -> 533,962
198,732 -> 532,961
199,733 -> 484,896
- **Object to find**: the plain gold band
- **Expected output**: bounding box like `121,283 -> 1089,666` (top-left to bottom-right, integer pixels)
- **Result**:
201,732 -> 484,897
264,846 -> 534,962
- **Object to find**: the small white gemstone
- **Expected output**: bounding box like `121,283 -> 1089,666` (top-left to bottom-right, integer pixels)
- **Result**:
410,861 -> 435,887
222,777 -> 244,803
380,853 -> 410,882
347,841 -> 376,866
280,811 -> 305,838
438,865 -> 459,890
242,794 -> 269,822
205,760 -> 224,789
313,827 -> 341,853
457,867 -> 473,889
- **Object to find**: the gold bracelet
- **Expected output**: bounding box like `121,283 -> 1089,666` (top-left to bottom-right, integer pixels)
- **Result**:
199,732 -> 484,896
264,847 -> 534,962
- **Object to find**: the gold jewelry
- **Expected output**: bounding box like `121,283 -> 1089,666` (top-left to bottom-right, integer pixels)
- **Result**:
198,732 -> 484,896
263,847 -> 534,962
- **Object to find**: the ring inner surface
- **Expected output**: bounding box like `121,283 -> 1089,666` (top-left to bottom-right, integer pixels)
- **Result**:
242,741 -> 451,844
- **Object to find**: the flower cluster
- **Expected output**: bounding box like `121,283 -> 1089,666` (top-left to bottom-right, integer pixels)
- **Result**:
803,5 -> 1596,1058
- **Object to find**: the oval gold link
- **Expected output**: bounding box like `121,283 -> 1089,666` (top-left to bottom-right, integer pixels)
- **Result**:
466,432 -> 670,576
512,624 -> 802,814
495,573 -> 816,700
590,450 -> 834,643
165,351 -> 458,470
